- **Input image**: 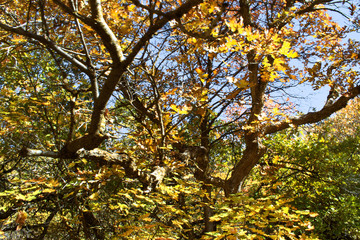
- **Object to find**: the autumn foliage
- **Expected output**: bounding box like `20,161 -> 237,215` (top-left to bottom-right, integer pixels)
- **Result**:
0,0 -> 360,239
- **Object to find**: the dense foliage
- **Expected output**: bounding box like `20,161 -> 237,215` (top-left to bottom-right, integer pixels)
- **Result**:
248,99 -> 360,239
1,0 -> 360,239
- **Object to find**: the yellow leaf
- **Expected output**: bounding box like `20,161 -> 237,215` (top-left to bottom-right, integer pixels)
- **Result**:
89,192 -> 99,200
279,41 -> 291,55
42,188 -> 56,193
262,57 -> 271,68
170,104 -> 191,114
273,107 -> 279,115
68,162 -> 76,168
226,18 -> 239,33
187,38 -> 197,44
273,155 -> 280,164
234,79 -> 250,89
287,50 -> 298,58
47,179 -> 59,187
279,41 -> 298,58
0,230 -> 5,239
309,212 -> 319,217
195,68 -> 203,75
282,206 -> 289,213
128,4 -> 136,11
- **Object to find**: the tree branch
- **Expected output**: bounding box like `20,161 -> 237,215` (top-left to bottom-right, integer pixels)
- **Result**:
19,148 -> 60,158
85,0 -> 204,143
77,148 -> 169,193
173,144 -> 225,189
264,86 -> 360,135
224,134 -> 266,195
88,0 -> 125,63
20,147 -> 168,193
0,22 -> 91,75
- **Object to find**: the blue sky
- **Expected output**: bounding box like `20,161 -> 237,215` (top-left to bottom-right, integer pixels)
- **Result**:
292,6 -> 360,114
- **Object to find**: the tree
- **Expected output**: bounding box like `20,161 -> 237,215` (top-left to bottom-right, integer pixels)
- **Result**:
1,0 -> 360,238
248,98 -> 360,239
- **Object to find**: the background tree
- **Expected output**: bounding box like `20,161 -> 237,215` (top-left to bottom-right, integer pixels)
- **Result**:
1,0 -> 360,239
246,98 -> 360,239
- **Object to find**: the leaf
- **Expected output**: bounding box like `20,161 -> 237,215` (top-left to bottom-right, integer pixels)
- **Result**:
309,212 -> 319,217
234,79 -> 250,89
42,188 -> 56,193
89,192 -> 99,200
170,104 -> 192,114
279,41 -> 298,58
195,68 -> 203,75
226,76 -> 250,89
16,211 -> 27,230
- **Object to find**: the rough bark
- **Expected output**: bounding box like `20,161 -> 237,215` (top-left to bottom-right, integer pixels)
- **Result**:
82,210 -> 105,240
173,143 -> 225,189
20,147 -> 168,193
224,133 -> 266,195
77,148 -> 169,193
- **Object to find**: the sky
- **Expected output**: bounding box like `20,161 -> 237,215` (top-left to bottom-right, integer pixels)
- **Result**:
291,5 -> 360,114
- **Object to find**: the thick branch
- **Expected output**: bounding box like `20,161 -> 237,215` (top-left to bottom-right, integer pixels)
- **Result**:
224,134 -> 266,195
77,148 -> 168,192
239,0 -> 252,27
64,133 -> 108,153
19,147 -> 168,192
248,54 -> 267,124
87,0 -> 204,139
88,0 -> 124,63
220,51 -> 268,195
19,148 -> 60,158
264,86 -> 360,135
174,144 -> 225,189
